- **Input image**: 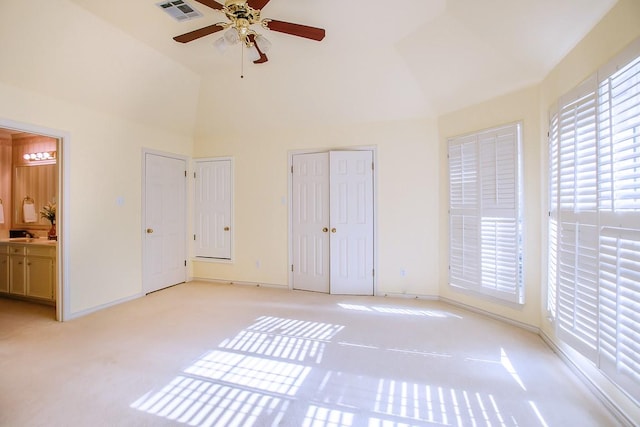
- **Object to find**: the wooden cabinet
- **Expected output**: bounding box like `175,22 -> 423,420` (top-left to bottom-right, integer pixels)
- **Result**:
0,242 -> 55,302
8,245 -> 26,295
26,246 -> 55,300
0,246 -> 8,293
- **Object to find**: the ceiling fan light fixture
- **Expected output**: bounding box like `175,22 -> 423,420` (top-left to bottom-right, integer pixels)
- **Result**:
224,28 -> 240,45
172,0 -> 326,68
246,44 -> 261,62
254,34 -> 271,53
214,36 -> 228,53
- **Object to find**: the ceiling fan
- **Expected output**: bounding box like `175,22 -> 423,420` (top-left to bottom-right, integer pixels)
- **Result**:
173,0 -> 326,64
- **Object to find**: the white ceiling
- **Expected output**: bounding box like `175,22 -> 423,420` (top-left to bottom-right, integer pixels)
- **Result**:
68,0 -> 617,123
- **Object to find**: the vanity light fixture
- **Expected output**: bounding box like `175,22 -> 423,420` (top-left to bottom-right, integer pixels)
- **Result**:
23,151 -> 56,162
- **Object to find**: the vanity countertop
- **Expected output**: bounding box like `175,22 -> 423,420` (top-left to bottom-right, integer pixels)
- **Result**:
0,238 -> 57,245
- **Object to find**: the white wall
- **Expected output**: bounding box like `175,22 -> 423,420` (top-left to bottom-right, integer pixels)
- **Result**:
0,0 -> 200,317
192,86 -> 442,297
0,0 -> 200,136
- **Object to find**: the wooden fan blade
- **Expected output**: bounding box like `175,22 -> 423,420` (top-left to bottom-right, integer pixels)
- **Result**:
193,0 -> 224,10
248,34 -> 269,64
247,0 -> 271,10
173,24 -> 224,43
265,20 -> 326,41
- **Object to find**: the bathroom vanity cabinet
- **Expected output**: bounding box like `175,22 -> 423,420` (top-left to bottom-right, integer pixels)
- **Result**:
0,241 -> 56,303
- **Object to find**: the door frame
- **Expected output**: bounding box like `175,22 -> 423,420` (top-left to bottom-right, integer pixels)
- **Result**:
287,146 -> 378,295
0,117 -> 69,321
141,148 -> 188,293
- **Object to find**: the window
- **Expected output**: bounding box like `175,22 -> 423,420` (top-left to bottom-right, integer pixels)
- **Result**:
548,37 -> 640,402
448,123 -> 524,304
549,75 -> 600,360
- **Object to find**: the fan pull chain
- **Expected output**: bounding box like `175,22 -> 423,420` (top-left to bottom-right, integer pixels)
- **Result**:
240,45 -> 244,79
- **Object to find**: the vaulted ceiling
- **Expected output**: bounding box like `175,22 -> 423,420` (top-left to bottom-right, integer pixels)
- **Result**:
69,0 -> 617,127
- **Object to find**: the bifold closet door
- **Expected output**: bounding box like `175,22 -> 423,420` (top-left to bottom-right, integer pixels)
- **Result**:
329,150 -> 374,295
292,152 -> 330,293
292,151 -> 374,295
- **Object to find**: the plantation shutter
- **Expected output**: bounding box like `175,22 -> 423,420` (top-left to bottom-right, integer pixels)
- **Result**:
448,123 -> 523,304
555,76 -> 599,361
478,127 -> 522,300
597,51 -> 640,402
547,107 -> 559,319
548,37 -> 640,403
449,136 -> 480,289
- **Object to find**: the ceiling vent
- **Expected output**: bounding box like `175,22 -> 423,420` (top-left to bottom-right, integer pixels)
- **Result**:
157,1 -> 202,22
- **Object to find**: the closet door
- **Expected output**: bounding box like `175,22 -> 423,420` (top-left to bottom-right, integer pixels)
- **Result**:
292,153 -> 330,293
329,151 -> 374,295
291,151 -> 374,295
194,159 -> 232,259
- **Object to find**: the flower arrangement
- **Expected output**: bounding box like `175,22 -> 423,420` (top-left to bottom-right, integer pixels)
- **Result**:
40,201 -> 56,224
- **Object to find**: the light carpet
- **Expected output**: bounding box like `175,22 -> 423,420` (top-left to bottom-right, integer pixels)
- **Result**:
0,281 -> 621,426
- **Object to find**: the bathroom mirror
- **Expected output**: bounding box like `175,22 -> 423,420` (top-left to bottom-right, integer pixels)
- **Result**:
12,164 -> 57,229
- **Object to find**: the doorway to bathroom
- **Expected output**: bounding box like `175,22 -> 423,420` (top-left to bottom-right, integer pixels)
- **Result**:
0,118 -> 66,321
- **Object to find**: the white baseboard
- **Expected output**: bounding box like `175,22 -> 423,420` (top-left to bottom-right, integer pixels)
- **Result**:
380,291 -> 439,301
66,292 -> 143,321
190,277 -> 289,290
438,296 -> 540,334
539,330 -> 635,427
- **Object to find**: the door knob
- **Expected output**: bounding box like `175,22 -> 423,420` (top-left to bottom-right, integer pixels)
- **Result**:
146,228 -> 154,234
331,228 -> 337,233
322,227 -> 329,233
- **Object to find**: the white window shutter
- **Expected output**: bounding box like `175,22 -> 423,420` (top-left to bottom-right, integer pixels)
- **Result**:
449,214 -> 480,288
449,136 -> 479,210
479,129 -> 518,212
548,108 -> 560,318
449,138 -> 480,288
555,76 -> 599,362
599,228 -> 640,401
549,39 -> 640,401
597,52 -> 640,402
556,222 -> 599,360
557,76 -> 598,214
449,123 -> 523,304
479,128 -> 522,301
598,56 -> 640,215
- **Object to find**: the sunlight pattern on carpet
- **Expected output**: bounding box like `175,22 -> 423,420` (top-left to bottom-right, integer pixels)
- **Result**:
131,314 -> 548,426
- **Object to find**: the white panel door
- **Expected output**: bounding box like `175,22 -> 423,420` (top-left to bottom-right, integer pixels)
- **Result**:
291,150 -> 374,295
144,153 -> 187,294
329,151 -> 374,295
292,153 -> 330,293
194,159 -> 232,259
